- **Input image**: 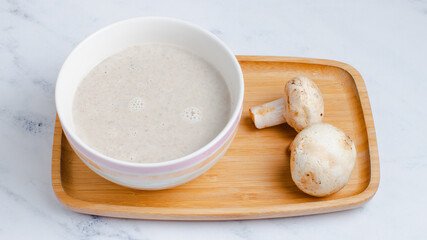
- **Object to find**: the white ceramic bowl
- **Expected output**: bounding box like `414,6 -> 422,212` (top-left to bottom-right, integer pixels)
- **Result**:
55,17 -> 244,189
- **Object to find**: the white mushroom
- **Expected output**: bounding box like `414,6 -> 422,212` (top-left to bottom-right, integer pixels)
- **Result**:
283,76 -> 324,132
289,123 -> 356,197
249,76 -> 324,132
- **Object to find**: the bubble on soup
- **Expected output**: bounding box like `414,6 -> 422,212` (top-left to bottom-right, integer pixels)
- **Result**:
182,107 -> 202,122
128,97 -> 144,112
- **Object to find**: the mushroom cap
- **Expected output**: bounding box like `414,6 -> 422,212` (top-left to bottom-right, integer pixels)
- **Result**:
283,76 -> 324,132
289,123 -> 356,197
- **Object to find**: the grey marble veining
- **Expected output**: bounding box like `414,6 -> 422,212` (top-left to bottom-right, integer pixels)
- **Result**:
1,0 -> 426,239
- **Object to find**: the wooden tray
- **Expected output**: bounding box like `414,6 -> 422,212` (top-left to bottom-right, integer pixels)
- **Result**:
52,56 -> 379,220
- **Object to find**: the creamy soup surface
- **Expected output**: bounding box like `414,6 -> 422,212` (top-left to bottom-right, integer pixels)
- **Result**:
72,44 -> 231,163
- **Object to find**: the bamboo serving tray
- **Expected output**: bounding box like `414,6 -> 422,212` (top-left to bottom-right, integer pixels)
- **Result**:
52,56 -> 379,220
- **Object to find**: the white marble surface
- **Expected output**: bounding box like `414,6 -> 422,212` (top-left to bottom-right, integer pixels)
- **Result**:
1,0 -> 426,239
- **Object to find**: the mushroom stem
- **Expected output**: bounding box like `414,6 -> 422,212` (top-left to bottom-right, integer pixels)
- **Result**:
249,98 -> 286,129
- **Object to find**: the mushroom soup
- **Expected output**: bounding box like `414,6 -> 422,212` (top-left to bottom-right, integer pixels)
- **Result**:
72,44 -> 231,163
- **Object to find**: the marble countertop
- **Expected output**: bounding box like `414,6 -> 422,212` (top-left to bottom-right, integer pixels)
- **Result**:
1,0 -> 426,239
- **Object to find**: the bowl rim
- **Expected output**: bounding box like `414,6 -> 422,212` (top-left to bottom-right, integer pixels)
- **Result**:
55,17 -> 244,169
